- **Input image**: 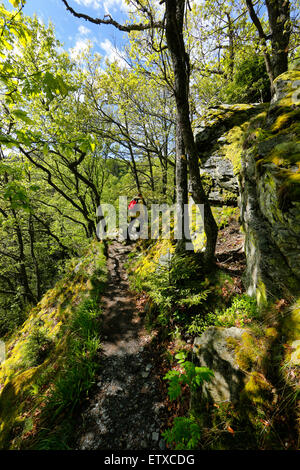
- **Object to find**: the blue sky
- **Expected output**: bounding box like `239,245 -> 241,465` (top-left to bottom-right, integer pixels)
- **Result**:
3,0 -> 130,63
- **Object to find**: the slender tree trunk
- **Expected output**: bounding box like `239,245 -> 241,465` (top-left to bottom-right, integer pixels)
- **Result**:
175,115 -> 190,252
12,210 -> 36,304
165,0 -> 218,263
146,149 -> 155,193
246,0 -> 291,96
159,152 -> 168,197
226,11 -> 235,79
129,145 -> 142,193
125,115 -> 142,194
266,0 -> 291,79
29,214 -> 42,299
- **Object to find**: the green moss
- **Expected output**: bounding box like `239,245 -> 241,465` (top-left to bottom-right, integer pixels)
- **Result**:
281,298 -> 300,367
0,241 -> 107,449
220,124 -> 248,174
222,189 -> 237,203
271,141 -> 300,165
271,109 -> 300,133
201,171 -> 214,195
0,366 -> 41,448
226,336 -> 239,350
256,280 -> 267,306
242,372 -> 272,405
236,332 -> 264,371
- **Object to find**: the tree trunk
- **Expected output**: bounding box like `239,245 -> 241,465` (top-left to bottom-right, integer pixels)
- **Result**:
29,213 -> 42,299
246,0 -> 291,96
146,149 -> 155,193
175,115 -> 190,252
165,0 -> 218,263
226,11 -> 235,79
12,210 -> 36,304
266,0 -> 291,79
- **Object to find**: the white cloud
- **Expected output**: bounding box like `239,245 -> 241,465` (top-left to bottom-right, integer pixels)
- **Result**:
73,0 -> 101,9
69,38 -> 92,59
72,0 -> 131,16
78,25 -> 91,35
103,0 -> 130,15
100,38 -> 127,67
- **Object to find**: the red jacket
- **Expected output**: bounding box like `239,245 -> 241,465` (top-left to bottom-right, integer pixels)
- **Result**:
128,198 -> 138,210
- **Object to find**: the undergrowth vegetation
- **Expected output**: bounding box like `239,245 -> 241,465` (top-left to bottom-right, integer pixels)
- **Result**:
0,241 -> 107,449
129,239 -> 253,339
129,237 -> 300,450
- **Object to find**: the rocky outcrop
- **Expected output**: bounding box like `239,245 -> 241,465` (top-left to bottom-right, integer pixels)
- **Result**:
200,155 -> 238,206
195,104 -> 266,206
195,69 -> 300,300
239,70 -> 300,300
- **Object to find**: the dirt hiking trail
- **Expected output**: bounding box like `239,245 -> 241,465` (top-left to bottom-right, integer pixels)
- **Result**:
76,241 -> 167,450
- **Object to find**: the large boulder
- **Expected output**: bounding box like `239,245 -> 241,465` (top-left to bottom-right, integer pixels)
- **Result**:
193,327 -> 247,404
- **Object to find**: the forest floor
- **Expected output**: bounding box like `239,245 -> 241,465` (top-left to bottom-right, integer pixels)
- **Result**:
75,241 -> 169,450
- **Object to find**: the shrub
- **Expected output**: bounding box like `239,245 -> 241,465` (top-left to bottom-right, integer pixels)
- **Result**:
164,361 -> 214,401
23,327 -> 54,367
163,352 -> 213,450
163,416 -> 202,450
214,294 -> 259,328
221,54 -> 271,104
140,252 -> 212,326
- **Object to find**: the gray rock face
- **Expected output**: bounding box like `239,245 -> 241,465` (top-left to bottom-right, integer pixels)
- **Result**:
193,327 -> 246,404
239,146 -> 300,300
200,154 -> 239,205
195,104 -> 266,207
194,71 -> 300,299
238,71 -> 300,300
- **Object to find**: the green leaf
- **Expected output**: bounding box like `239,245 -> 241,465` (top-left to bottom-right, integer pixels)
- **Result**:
0,134 -> 16,144
12,109 -> 34,124
175,351 -> 187,364
9,0 -> 24,7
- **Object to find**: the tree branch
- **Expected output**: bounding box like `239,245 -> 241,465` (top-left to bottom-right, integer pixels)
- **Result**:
61,0 -> 163,32
245,0 -> 267,41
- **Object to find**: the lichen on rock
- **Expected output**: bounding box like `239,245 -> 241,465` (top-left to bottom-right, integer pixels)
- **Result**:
195,69 -> 300,301
239,69 -> 300,300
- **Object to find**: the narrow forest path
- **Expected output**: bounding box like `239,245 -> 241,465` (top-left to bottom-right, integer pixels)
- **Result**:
76,241 -> 167,450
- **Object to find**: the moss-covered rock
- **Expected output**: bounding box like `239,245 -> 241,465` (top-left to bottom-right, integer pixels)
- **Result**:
195,69 -> 300,300
239,69 -> 300,300
195,104 -> 267,207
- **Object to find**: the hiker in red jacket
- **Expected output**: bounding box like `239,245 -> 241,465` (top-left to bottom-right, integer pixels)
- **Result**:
128,196 -> 139,211
128,193 -> 143,221
127,193 -> 144,242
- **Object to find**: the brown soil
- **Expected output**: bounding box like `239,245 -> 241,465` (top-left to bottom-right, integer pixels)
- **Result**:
215,219 -> 246,276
